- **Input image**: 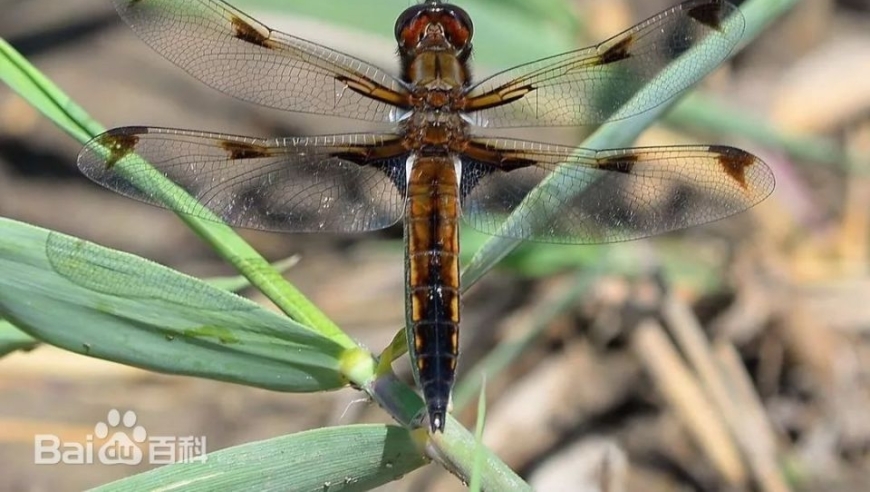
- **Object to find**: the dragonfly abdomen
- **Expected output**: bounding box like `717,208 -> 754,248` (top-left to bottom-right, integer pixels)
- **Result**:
404,156 -> 461,433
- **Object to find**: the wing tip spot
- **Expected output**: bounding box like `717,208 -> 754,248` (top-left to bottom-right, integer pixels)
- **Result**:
687,2 -> 729,32
710,145 -> 754,189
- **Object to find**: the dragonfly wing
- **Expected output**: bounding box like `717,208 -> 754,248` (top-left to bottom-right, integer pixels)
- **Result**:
112,0 -> 409,122
459,138 -> 774,244
78,127 -> 409,233
464,0 -> 744,128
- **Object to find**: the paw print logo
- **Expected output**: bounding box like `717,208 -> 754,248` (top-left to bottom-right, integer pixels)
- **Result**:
95,409 -> 147,465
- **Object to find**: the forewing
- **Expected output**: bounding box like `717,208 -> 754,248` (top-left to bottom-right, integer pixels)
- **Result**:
78,128 -> 409,233
460,139 -> 774,244
112,0 -> 409,121
464,0 -> 743,128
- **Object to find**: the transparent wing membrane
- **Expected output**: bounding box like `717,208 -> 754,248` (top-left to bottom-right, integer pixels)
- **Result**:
464,0 -> 744,128
460,138 -> 774,244
78,128 -> 408,233
88,1 -> 771,241
112,0 -> 409,122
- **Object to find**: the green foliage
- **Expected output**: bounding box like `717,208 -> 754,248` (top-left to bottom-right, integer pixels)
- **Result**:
91,425 -> 428,492
0,219 -> 348,391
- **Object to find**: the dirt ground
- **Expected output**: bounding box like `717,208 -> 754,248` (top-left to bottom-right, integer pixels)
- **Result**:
1,0 -> 869,490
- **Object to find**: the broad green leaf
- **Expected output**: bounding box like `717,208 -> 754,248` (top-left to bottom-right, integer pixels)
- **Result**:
93,424 -> 428,492
0,319 -> 39,357
0,218 -> 357,392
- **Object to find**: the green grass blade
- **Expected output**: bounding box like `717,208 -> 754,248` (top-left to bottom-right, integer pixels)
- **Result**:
91,425 -> 428,492
0,218 -> 357,392
431,416 -> 533,492
468,382 -> 488,492
366,373 -> 531,489
203,256 -> 299,293
0,38 -> 95,142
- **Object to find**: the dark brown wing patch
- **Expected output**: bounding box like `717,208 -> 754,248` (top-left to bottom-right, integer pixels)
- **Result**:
334,75 -> 411,107
231,15 -> 273,48
462,141 -> 537,171
711,145 -> 754,189
220,140 -> 272,159
97,128 -> 141,169
597,153 -> 639,174
461,84 -> 534,112
687,2 -> 728,32
599,35 -> 634,64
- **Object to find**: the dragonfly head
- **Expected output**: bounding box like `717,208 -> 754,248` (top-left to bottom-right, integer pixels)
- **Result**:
395,1 -> 473,59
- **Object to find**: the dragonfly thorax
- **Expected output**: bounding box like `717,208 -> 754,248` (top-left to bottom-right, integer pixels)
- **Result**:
401,110 -> 468,150
404,51 -> 471,91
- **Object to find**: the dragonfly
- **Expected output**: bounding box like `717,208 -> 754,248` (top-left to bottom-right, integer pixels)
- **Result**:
78,0 -> 774,432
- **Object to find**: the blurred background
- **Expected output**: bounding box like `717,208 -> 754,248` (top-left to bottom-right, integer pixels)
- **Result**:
1,0 -> 869,490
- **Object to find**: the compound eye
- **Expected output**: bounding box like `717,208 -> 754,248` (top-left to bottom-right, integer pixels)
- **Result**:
395,5 -> 427,41
447,5 -> 473,39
